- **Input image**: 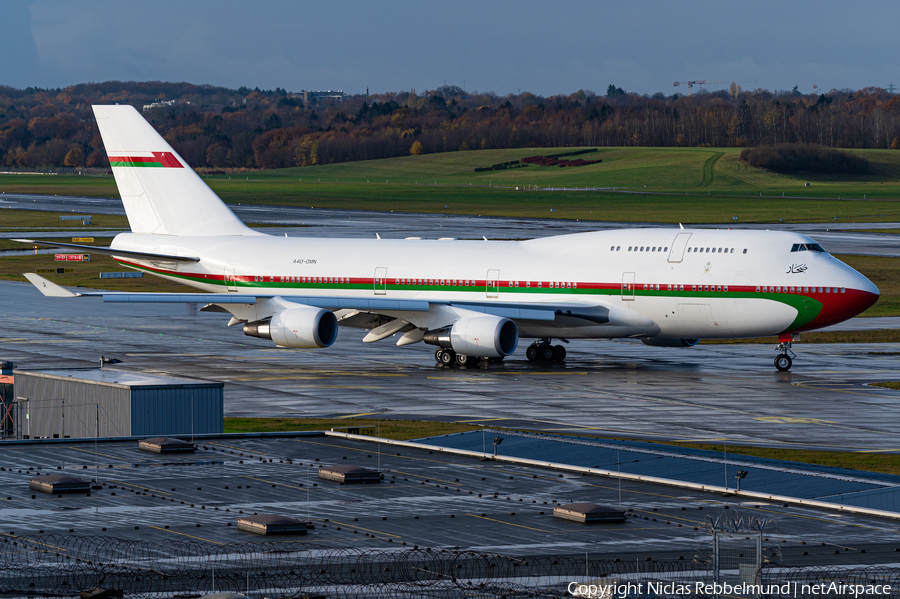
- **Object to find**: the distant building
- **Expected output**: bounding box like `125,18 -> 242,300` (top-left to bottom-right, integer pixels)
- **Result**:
297,90 -> 345,103
142,99 -> 177,112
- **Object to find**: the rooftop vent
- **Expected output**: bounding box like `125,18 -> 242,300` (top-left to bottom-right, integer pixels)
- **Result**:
30,475 -> 90,494
318,464 -> 382,484
237,514 -> 310,536
138,437 -> 196,454
553,502 -> 625,524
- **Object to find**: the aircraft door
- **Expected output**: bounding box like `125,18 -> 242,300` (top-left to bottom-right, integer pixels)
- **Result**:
486,269 -> 500,298
225,264 -> 238,292
667,233 -> 692,263
622,272 -> 635,301
374,267 -> 387,295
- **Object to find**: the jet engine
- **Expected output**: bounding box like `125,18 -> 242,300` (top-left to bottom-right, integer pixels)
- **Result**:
641,337 -> 699,348
423,316 -> 518,358
243,305 -> 338,348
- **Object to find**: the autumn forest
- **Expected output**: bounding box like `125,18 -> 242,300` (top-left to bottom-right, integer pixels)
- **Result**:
1,81 -> 899,171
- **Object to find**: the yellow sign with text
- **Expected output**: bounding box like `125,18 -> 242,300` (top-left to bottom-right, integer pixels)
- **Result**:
71,238 -> 94,242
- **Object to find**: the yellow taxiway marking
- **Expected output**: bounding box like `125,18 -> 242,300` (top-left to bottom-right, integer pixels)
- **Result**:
149,526 -> 224,544
106,479 -> 173,495
230,375 -> 325,381
454,417 -> 515,423
207,442 -> 270,456
242,475 -> 305,490
465,513 -> 641,533
287,385 -> 384,389
753,417 -> 838,424
0,532 -> 68,551
791,381 -> 898,399
338,412 -> 381,419
68,446 -> 128,461
426,376 -> 505,381
855,448 -> 900,453
326,519 -> 401,538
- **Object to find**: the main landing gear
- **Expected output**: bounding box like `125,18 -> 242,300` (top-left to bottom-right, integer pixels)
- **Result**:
525,339 -> 567,363
774,336 -> 796,372
434,348 -> 504,368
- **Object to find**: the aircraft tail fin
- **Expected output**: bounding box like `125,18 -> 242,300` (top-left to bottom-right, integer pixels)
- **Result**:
92,105 -> 254,237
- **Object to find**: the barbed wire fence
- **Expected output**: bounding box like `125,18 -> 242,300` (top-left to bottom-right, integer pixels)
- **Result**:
1,534 -> 899,598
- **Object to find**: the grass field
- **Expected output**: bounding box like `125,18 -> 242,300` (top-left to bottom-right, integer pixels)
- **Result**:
4,147 -> 900,223
223,417 -> 479,440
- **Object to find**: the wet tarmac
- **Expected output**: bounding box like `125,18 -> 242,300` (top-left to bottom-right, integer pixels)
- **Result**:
2,278 -> 900,454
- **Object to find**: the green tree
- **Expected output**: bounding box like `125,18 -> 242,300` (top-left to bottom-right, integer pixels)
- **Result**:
63,145 -> 84,167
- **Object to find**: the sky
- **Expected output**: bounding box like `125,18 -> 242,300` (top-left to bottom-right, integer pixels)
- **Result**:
2,0 -> 898,97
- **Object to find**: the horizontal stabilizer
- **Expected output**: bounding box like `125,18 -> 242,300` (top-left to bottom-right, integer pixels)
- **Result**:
13,239 -> 200,262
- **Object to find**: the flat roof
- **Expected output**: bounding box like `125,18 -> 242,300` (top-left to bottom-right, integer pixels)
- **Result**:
12,367 -> 223,389
0,434 -> 898,567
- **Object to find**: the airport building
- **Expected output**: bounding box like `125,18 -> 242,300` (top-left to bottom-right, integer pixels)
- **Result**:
9,368 -> 223,439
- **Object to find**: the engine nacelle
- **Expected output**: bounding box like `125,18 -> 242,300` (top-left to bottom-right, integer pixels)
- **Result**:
243,306 -> 338,348
423,316 -> 518,358
641,337 -> 699,348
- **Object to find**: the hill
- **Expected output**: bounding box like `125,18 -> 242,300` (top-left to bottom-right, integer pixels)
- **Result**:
4,146 -> 900,224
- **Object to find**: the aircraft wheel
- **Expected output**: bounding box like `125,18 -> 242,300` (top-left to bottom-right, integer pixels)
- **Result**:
552,345 -> 567,361
439,349 -> 455,365
455,353 -> 471,366
526,346 -> 539,361
435,349 -> 444,363
774,354 -> 792,372
541,345 -> 555,361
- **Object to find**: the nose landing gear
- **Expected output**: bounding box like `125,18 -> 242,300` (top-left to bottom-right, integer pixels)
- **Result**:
774,335 -> 795,371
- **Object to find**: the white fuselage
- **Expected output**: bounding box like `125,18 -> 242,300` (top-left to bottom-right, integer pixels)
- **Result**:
111,227 -> 879,341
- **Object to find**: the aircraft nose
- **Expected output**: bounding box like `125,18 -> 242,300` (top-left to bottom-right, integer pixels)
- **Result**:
857,274 -> 880,298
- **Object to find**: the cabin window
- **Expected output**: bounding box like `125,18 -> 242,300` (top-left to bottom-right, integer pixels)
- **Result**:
616,246 -> 621,251
526,281 -> 530,287
743,249 -> 748,254
573,282 -> 577,289
610,246 -> 615,251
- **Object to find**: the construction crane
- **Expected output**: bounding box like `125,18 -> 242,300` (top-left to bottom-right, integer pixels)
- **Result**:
673,79 -> 757,95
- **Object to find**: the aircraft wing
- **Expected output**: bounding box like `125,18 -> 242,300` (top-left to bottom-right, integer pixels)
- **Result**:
22,273 -> 591,321
14,239 -> 200,262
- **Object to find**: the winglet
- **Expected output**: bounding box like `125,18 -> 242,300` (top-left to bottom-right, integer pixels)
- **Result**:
23,273 -> 81,297
679,223 -> 684,230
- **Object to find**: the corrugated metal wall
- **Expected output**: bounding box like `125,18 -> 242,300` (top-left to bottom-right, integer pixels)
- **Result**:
14,374 -> 132,438
13,373 -> 223,439
131,386 -> 223,436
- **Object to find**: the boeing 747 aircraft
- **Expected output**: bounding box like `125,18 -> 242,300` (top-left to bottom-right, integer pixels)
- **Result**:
19,105 -> 879,371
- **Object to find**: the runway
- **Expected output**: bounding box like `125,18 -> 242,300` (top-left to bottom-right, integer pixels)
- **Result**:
3,279 -> 900,453
3,192 -> 900,256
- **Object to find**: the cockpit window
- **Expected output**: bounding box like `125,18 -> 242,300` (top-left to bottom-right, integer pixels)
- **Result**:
790,243 -> 827,253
